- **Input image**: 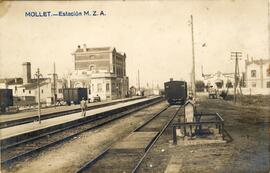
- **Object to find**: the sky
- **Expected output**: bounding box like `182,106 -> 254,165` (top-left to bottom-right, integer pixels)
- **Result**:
0,0 -> 269,88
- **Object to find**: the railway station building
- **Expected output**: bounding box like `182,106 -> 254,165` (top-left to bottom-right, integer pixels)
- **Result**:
201,58 -> 270,95
244,58 -> 270,89
202,71 -> 235,90
66,45 -> 129,101
243,58 -> 270,95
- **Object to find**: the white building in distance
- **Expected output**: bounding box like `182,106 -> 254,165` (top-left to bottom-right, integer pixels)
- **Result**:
0,62 -> 64,106
245,58 -> 270,89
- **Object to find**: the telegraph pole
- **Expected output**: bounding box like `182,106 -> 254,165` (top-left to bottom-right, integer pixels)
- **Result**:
268,0 -> 270,61
190,15 -> 196,100
53,62 -> 57,106
231,52 -> 242,103
35,68 -> 42,124
49,62 -> 57,106
138,69 -> 140,91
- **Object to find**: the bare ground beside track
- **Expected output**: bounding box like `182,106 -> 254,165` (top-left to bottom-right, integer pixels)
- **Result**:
1,102 -> 168,173
138,95 -> 270,173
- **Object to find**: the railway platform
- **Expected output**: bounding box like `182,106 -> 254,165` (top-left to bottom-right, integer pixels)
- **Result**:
0,97 -> 160,144
0,96 -> 143,123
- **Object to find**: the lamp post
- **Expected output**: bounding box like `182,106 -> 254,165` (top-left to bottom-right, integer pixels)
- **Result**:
35,68 -> 42,124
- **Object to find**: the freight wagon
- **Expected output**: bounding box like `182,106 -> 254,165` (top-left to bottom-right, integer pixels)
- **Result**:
164,80 -> 187,105
63,88 -> 88,105
0,89 -> 13,113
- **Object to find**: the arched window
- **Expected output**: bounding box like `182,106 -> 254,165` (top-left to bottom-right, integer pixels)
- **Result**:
89,65 -> 95,71
251,70 -> 256,77
74,82 -> 83,88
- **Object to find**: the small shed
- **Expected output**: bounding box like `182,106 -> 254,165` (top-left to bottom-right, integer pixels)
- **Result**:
184,100 -> 195,123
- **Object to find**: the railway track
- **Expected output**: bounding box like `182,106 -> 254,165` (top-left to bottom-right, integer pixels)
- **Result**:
1,97 -> 162,169
0,97 -> 144,129
76,105 -> 182,173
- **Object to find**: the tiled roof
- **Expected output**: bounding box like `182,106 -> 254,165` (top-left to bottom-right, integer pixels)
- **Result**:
19,78 -> 49,89
246,59 -> 270,66
0,78 -> 23,85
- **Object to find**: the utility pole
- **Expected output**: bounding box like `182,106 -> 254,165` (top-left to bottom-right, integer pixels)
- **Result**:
231,51 -> 242,103
152,80 -> 154,95
138,69 -> 140,91
190,15 -> 196,100
268,0 -> 270,61
49,62 -> 57,106
53,62 -> 57,106
35,68 -> 42,124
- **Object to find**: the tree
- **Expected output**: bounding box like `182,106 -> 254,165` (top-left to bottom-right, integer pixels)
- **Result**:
195,80 -> 205,92
226,80 -> 233,88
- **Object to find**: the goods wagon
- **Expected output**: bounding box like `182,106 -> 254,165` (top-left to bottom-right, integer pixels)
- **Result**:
164,80 -> 187,105
63,88 -> 87,105
0,89 -> 13,112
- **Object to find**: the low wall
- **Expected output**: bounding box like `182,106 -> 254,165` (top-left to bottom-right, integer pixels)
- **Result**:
241,88 -> 270,95
197,88 -> 269,96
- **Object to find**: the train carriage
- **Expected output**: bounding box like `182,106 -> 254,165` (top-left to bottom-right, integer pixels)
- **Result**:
63,88 -> 88,105
164,80 -> 187,105
0,89 -> 13,113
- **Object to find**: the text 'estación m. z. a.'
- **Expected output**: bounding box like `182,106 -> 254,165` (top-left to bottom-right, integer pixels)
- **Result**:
25,11 -> 106,17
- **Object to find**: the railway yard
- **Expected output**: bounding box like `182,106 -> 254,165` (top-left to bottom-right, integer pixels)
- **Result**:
0,95 -> 269,173
1,1 -> 269,172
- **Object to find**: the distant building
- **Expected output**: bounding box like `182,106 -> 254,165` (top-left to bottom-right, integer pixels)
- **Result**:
129,86 -> 137,96
245,58 -> 270,89
67,45 -> 129,101
0,62 -> 63,106
202,71 -> 235,90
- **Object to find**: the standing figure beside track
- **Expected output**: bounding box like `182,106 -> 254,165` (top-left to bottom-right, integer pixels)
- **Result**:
80,97 -> 87,117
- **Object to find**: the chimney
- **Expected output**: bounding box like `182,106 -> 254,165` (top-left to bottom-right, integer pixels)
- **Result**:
77,45 -> 81,49
170,78 -> 173,81
83,44 -> 87,51
22,62 -> 31,84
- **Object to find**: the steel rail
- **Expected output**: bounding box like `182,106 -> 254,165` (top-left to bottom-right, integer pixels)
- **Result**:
76,148 -> 110,173
0,97 -> 145,129
133,105 -> 170,132
75,104 -> 171,173
0,97 -> 160,148
1,98 -> 163,168
131,105 -> 182,173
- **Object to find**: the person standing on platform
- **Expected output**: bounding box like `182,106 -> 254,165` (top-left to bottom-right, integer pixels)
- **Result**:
80,97 -> 87,117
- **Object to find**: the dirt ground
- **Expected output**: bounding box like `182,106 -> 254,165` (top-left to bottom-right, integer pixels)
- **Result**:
139,95 -> 270,173
2,102 -> 168,173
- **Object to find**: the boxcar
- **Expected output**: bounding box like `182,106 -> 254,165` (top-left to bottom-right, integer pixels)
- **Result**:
63,88 -> 87,105
0,89 -> 13,112
164,80 -> 187,105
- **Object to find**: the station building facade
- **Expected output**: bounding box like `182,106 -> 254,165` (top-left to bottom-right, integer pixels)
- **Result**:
245,58 -> 270,89
201,58 -> 270,95
202,71 -> 235,90
242,58 -> 270,95
67,45 -> 129,101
